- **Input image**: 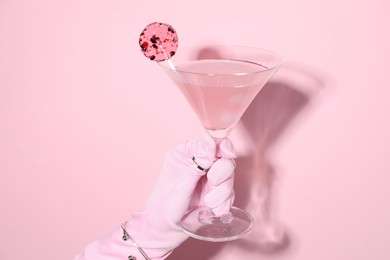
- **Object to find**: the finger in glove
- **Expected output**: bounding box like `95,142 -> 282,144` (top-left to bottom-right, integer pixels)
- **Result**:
185,136 -> 216,170
207,158 -> 235,186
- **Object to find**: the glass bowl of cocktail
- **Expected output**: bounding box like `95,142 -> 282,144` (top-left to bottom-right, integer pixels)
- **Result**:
159,45 -> 284,241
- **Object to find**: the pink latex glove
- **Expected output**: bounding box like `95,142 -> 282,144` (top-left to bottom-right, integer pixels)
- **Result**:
75,136 -> 236,260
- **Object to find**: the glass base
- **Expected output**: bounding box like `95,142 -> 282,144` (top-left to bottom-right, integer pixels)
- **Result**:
179,206 -> 254,242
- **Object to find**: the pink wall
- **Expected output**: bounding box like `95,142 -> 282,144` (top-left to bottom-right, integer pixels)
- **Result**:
1,0 -> 389,259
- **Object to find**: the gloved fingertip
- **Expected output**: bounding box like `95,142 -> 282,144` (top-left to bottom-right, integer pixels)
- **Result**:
219,138 -> 237,159
207,159 -> 235,186
187,136 -> 216,157
186,136 -> 217,170
212,198 -> 233,217
203,134 -> 216,146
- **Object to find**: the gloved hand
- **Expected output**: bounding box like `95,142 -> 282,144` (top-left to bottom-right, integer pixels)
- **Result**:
75,136 -> 236,260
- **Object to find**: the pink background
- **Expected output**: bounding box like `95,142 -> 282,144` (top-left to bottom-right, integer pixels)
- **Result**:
1,0 -> 390,259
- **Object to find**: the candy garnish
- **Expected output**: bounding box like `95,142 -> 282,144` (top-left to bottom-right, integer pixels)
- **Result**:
139,22 -> 178,62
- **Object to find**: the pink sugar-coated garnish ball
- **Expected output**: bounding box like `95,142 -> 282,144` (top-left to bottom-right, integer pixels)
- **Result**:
139,22 -> 178,62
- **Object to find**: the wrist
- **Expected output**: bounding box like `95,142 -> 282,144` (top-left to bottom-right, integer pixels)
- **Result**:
122,219 -> 174,259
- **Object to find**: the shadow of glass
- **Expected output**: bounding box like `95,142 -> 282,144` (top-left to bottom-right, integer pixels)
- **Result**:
196,46 -> 223,60
169,238 -> 225,260
233,80 -> 310,254
232,63 -> 331,255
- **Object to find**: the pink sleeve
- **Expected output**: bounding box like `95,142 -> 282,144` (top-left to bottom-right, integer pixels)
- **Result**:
74,226 -> 172,260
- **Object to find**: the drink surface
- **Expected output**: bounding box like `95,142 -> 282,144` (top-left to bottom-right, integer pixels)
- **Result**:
173,59 -> 269,133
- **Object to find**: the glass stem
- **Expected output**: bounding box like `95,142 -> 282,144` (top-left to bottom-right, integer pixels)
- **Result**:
212,137 -> 224,159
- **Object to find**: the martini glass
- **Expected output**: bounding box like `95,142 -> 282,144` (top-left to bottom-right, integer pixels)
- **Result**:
159,45 -> 283,242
